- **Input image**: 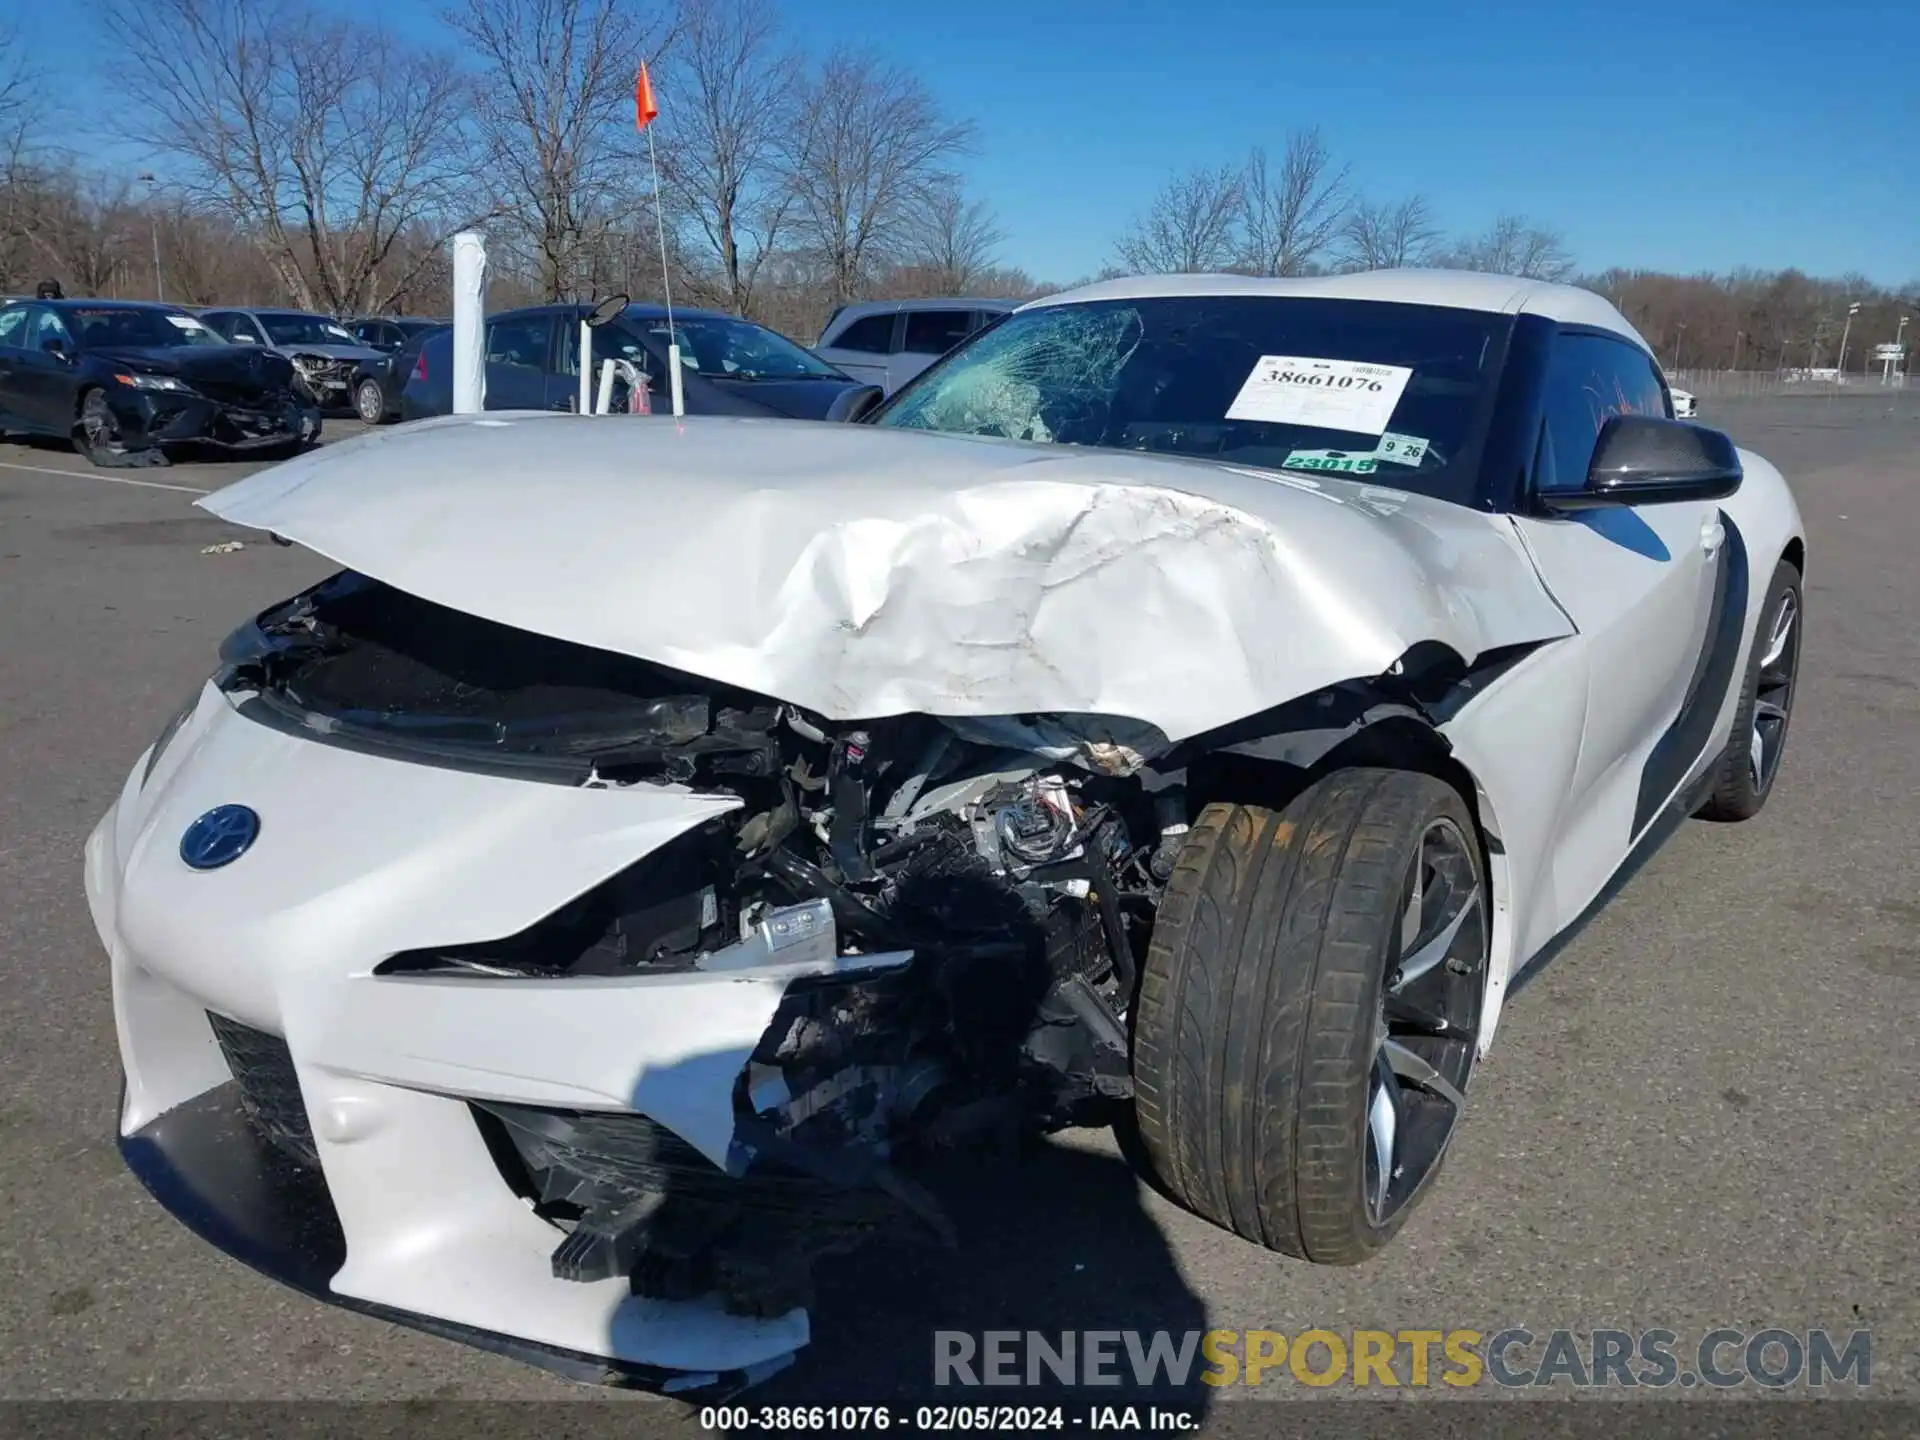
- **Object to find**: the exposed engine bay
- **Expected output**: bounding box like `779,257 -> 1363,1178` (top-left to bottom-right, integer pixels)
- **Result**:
289,352 -> 356,403
218,572 -> 1197,1315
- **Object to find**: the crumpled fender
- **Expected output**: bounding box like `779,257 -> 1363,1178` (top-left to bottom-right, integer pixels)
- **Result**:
203,413 -> 1575,742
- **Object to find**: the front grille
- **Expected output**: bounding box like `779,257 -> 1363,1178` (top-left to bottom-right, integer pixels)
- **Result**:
206,1012 -> 319,1166
197,381 -> 292,410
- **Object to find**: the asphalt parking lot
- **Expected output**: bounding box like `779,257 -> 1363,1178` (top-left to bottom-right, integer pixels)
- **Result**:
1,396 -> 1915,1420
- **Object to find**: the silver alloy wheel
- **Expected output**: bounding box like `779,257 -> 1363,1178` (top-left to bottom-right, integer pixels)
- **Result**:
1749,589 -> 1798,794
81,390 -> 123,453
1364,816 -> 1488,1226
355,378 -> 384,424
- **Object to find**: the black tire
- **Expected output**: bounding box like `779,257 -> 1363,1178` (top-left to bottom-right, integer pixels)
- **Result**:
1132,769 -> 1488,1264
1698,559 -> 1801,822
354,376 -> 387,425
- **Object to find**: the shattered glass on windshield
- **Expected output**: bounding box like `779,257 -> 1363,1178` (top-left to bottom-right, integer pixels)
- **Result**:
874,295 -> 1511,507
877,305 -> 1143,444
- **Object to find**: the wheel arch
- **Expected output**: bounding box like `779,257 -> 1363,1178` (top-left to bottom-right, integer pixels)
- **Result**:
1174,678 -> 1520,1056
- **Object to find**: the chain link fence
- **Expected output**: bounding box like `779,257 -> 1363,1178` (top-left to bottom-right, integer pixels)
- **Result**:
1671,368 -> 1910,398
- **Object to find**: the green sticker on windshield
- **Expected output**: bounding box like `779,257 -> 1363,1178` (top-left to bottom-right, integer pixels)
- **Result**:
1283,431 -> 1430,475
1282,448 -> 1379,474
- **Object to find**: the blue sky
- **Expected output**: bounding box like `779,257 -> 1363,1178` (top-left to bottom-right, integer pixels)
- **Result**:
784,0 -> 1916,284
30,0 -> 1917,285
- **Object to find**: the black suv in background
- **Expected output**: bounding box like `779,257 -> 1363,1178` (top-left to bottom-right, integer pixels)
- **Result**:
345,318 -> 449,424
400,303 -> 879,422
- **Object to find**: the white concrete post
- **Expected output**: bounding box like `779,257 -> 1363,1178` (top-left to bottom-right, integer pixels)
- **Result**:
578,320 -> 593,414
451,231 -> 487,415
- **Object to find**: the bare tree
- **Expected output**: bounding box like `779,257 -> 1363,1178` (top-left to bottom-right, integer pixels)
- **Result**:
103,0 -> 477,314
662,0 -> 801,316
450,0 -> 674,301
901,180 -> 1005,293
1341,194 -> 1440,271
0,21 -> 51,290
1443,213 -> 1575,280
1238,129 -> 1347,276
1113,163 -> 1243,275
786,49 -> 974,302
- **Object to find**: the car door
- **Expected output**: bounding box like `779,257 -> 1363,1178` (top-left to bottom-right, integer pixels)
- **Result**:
0,305 -> 30,424
891,309 -> 975,393
818,311 -> 895,389
14,306 -> 80,431
1507,329 -> 1727,918
208,312 -> 263,347
482,312 -> 555,410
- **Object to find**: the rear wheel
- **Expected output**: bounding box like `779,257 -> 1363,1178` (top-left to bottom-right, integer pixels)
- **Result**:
1131,769 -> 1488,1263
1699,559 -> 1801,821
354,377 -> 386,425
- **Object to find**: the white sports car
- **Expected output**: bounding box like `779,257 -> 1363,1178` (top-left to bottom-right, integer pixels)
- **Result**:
1670,386 -> 1698,417
87,271 -> 1804,1393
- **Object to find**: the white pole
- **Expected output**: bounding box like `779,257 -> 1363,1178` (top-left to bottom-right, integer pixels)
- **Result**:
644,122 -> 684,417
451,231 -> 487,415
578,320 -> 593,414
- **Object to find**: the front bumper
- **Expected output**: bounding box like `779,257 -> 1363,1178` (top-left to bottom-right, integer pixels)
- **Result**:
118,1083 -> 787,1393
86,686 -> 841,1392
120,390 -> 321,450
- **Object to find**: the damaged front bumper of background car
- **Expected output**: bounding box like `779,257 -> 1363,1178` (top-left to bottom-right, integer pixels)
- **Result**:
88,414 -> 1580,1392
288,353 -> 358,407
95,379 -> 321,463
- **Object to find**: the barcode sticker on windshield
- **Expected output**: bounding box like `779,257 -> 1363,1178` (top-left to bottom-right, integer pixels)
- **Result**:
1226,356 -> 1411,435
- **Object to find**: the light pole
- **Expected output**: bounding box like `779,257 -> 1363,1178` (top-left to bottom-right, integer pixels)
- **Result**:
1672,320 -> 1687,374
1835,301 -> 1862,380
1732,329 -> 1744,373
137,173 -> 164,302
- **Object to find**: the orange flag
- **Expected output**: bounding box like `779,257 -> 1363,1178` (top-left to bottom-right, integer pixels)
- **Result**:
635,62 -> 659,131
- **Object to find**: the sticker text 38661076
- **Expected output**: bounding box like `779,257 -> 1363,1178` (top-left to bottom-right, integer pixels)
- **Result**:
1225,355 -> 1412,435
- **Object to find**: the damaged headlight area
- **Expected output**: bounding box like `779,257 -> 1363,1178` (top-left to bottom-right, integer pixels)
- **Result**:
289,352 -> 354,395
215,573 -> 1189,1315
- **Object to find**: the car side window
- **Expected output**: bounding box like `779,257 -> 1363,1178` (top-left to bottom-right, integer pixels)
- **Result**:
556,323 -> 657,387
486,315 -> 553,370
0,307 -> 27,347
28,308 -> 72,350
830,313 -> 895,354
902,310 -> 975,357
1536,331 -> 1669,493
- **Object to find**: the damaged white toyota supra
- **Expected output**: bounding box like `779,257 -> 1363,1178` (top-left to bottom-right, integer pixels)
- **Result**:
87,271 -> 1805,1393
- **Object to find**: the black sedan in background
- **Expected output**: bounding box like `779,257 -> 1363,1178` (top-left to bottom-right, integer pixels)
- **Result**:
348,321 -> 448,424
347,316 -> 450,353
400,303 -> 881,422
0,300 -> 320,468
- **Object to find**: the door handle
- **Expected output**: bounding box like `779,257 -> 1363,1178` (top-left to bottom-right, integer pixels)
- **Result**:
1700,518 -> 1725,555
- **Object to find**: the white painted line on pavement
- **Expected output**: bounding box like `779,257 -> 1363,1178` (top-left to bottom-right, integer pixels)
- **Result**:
0,459 -> 211,495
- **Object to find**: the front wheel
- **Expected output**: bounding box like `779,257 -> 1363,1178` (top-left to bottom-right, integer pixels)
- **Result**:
1131,769 -> 1489,1263
74,388 -> 160,468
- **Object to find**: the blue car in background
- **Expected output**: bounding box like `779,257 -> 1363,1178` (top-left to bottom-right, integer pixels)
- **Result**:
401,303 -> 881,422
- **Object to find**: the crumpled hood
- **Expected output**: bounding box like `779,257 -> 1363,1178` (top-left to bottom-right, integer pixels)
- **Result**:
92,345 -> 296,387
281,342 -> 385,363
200,413 -> 1574,743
